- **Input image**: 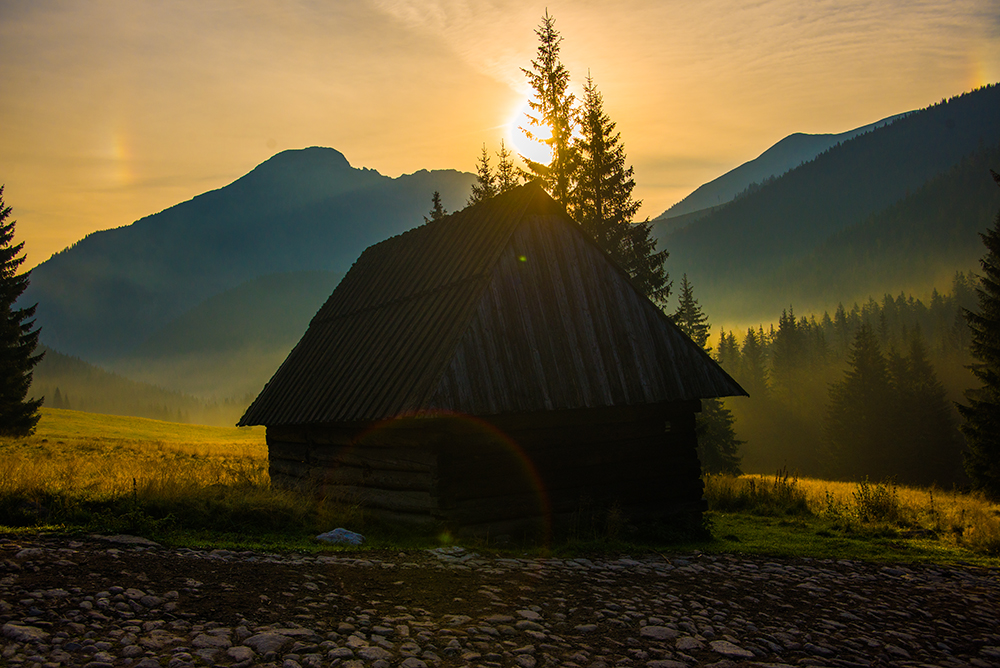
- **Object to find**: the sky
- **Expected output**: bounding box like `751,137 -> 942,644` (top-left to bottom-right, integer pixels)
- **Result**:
2,0 -> 998,269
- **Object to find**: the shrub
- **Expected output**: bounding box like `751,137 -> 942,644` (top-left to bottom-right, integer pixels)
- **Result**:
850,478 -> 902,523
705,468 -> 810,516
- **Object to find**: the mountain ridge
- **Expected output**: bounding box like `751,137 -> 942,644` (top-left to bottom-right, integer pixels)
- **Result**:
657,113 -> 907,223
655,84 -> 1000,319
23,147 -> 475,362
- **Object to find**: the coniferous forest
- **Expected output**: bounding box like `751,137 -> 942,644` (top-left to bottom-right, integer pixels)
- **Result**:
712,272 -> 979,486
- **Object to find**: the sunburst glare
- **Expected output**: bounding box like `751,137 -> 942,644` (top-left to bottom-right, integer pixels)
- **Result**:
508,98 -> 552,166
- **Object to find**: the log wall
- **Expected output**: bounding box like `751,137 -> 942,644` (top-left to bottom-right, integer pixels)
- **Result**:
265,400 -> 705,535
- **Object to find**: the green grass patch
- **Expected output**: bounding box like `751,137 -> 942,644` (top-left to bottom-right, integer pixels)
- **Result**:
696,512 -> 996,566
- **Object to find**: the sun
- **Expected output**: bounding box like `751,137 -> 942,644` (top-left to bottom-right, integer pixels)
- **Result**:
507,98 -> 552,167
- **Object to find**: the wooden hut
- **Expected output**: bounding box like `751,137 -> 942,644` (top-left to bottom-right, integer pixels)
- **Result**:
239,183 -> 746,536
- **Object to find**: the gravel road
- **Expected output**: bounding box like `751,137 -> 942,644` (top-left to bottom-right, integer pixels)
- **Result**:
1,535 -> 998,668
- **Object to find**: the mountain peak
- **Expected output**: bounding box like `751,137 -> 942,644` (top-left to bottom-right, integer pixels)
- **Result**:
253,146 -> 362,175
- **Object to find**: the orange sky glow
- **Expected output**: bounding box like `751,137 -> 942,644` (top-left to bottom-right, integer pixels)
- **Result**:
2,0 -> 998,269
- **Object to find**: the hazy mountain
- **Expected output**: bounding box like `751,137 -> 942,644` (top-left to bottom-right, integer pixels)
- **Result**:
657,113 -> 906,225
30,346 -> 243,425
761,141 -> 1000,312
655,84 -> 1000,320
110,270 -> 344,400
23,147 -> 475,362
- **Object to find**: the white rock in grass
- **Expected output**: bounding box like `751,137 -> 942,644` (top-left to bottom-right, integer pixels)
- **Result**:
316,528 -> 365,545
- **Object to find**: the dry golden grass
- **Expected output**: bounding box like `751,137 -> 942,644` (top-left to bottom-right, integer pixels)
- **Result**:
705,471 -> 1000,556
0,408 -> 365,540
0,408 -> 268,496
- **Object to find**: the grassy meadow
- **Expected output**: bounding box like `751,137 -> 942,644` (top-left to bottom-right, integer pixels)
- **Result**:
1,408 -> 998,565
0,408 -> 364,548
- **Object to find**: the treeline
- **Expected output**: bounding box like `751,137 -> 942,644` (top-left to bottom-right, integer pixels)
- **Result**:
30,347 -> 251,426
714,272 -> 977,486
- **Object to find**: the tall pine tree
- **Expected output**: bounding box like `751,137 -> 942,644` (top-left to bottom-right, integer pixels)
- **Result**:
890,332 -> 963,485
958,169 -> 1000,499
672,275 -> 710,347
826,323 -> 896,480
520,11 -> 576,205
572,74 -> 635,264
572,74 -> 670,306
739,327 -> 770,398
0,186 -> 43,436
671,275 -> 742,474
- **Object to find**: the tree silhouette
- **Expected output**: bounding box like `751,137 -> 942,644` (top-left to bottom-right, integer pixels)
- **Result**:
671,275 -> 742,474
520,10 -> 577,205
672,275 -> 710,347
890,332 -> 963,485
826,323 -> 895,480
467,145 -> 497,206
424,191 -> 447,223
573,74 -> 633,261
573,74 -> 670,306
958,169 -> 1000,498
738,327 -> 770,398
623,219 -> 671,308
468,141 -> 521,205
495,140 -> 520,194
0,186 -> 43,436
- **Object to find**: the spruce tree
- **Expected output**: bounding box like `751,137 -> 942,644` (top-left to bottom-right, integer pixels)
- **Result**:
573,74 -> 635,264
671,275 -> 742,474
624,222 -> 671,308
958,169 -> 1000,498
891,332 -> 963,485
424,191 -> 447,223
520,10 -> 577,205
826,323 -> 895,480
716,330 -> 741,373
672,276 -> 710,347
495,140 -> 520,194
572,74 -> 671,306
467,145 -> 497,206
770,308 -> 807,397
0,186 -> 43,436
739,327 -> 770,398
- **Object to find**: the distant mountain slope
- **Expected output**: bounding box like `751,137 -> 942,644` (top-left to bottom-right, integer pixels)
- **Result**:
656,84 -> 1000,318
30,346 -> 242,425
658,114 -> 905,222
757,141 -> 1000,315
22,147 -> 475,362
110,271 -> 344,399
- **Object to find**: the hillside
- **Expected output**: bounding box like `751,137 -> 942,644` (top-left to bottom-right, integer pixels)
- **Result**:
22,147 -> 475,362
759,141 -> 1000,313
29,347 -> 244,425
657,113 -> 905,222
109,270 -> 344,399
656,84 -> 1000,319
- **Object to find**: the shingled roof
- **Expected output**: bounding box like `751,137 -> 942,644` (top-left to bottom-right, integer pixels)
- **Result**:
239,183 -> 745,426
